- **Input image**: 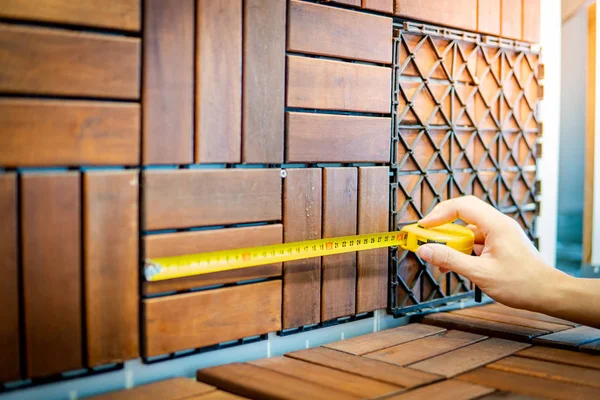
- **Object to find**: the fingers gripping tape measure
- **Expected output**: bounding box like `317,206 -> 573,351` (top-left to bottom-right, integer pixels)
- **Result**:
144,223 -> 475,282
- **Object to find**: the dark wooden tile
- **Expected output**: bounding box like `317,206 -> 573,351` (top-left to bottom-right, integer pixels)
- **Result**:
87,377 -> 215,400
533,326 -> 600,349
383,379 -> 494,400
451,308 -> 572,333
478,303 -> 579,327
581,339 -> 600,354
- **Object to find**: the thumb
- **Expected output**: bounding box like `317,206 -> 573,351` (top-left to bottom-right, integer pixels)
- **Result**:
416,244 -> 478,278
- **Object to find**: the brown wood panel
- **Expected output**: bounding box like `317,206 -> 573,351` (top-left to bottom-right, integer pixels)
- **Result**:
286,347 -> 442,388
287,56 -> 391,113
324,323 -> 446,355
242,0 -> 285,163
288,0 -> 392,63
479,303 -> 579,327
478,392 -> 542,400
250,356 -> 403,399
196,0 -> 242,163
0,0 -> 139,31
0,173 -> 19,382
421,311 -> 548,342
282,169 -> 322,328
87,377 -> 215,400
458,367 -> 600,399
500,0 -> 522,40
533,326 -> 600,349
488,356 -> 600,388
383,380 -> 494,400
581,339 -> 600,354
365,330 -> 487,366
357,167 -> 389,313
21,172 -> 82,377
322,167 -> 357,321
0,24 -> 139,98
191,392 -> 249,400
451,308 -> 572,333
196,362 -> 358,400
478,0 -> 501,35
142,0 -> 194,165
522,0 -> 541,43
584,4 -> 596,265
286,113 -> 391,163
408,338 -> 530,377
362,0 -> 393,13
333,0 -> 361,5
143,280 -> 281,357
394,0 -> 477,31
144,225 -> 282,294
517,346 -> 600,370
0,99 -> 140,167
83,171 -> 139,367
143,169 -> 281,230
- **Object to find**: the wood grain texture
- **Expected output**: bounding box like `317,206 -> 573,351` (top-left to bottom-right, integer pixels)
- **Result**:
242,0 -> 285,163
286,56 -> 391,113
516,346 -> 600,370
357,167 -> 389,313
21,173 -> 82,377
196,0 -> 242,163
0,0 -> 140,31
143,0 -> 194,164
282,169 -> 322,329
533,326 -> 600,349
408,338 -> 530,377
288,0 -> 392,63
286,347 -> 442,388
451,308 -> 572,333
477,392 -> 543,400
324,323 -> 446,355
365,330 -> 487,366
322,168 -> 357,321
143,280 -> 281,357
197,362 -> 358,400
478,0 -> 501,35
251,357 -> 403,398
83,171 -> 139,367
286,113 -> 391,163
479,303 -> 579,327
383,379 -> 494,400
362,0 -> 393,13
500,0 -> 522,40
87,377 -> 215,400
394,0 -> 477,31
522,0 -> 541,43
580,339 -> 600,354
0,173 -> 19,382
584,4 -> 596,265
143,169 -> 281,230
144,225 -> 282,294
0,99 -> 140,167
0,24 -> 140,98
191,392 -> 249,400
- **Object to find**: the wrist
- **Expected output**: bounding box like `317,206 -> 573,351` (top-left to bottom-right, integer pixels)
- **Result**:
532,267 -> 576,316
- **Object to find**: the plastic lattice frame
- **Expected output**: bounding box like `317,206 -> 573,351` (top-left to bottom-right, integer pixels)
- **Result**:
389,22 -> 542,316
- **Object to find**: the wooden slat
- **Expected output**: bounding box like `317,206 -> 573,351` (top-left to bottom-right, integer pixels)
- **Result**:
478,303 -> 579,327
21,172 -> 82,377
143,280 -> 281,357
458,367 -> 600,399
242,0 -> 285,163
365,330 -> 487,366
197,362 -> 358,400
196,0 -> 242,163
288,0 -> 392,63
356,167 -> 389,313
191,392 -> 249,400
324,323 -> 446,355
517,346 -> 600,370
584,3 -> 596,265
408,338 -> 530,377
143,169 -> 281,230
451,308 -> 572,333
522,0 -> 541,43
0,0 -> 139,31
144,225 -> 282,295
533,326 -> 600,349
383,380 -> 494,400
478,392 -> 542,400
286,56 -> 391,113
83,171 -> 139,367
250,357 -> 403,399
282,169 -> 322,329
286,113 -> 391,163
0,99 -> 140,167
0,173 -> 19,382
362,0 -> 393,13
500,0 -> 522,40
142,0 -> 194,164
477,0 -> 501,36
421,311 -> 548,342
322,167 -> 357,321
286,347 -> 442,388
394,0 -> 477,31
87,377 -> 215,400
0,24 -> 140,98
581,339 -> 600,354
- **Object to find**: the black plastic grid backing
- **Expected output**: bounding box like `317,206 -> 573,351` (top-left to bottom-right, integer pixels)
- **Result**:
388,22 -> 542,316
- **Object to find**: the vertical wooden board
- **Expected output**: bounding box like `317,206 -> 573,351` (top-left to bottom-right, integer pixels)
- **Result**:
0,173 -> 19,382
243,0 -> 285,163
196,0 -> 242,163
357,167 -> 389,313
501,0 -> 522,40
283,169 -> 322,329
394,0 -> 477,31
322,168 -> 357,321
87,377 -> 215,400
478,0 -> 501,35
522,0 -> 541,43
362,0 -> 393,13
143,0 -> 194,165
382,380 -> 494,400
84,171 -> 139,367
21,173 -> 82,377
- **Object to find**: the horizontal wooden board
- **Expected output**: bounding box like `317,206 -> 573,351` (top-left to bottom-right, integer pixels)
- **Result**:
533,326 -> 600,349
87,377 -> 215,400
286,113 -> 390,163
383,379 -> 494,400
286,55 -> 391,113
516,346 -> 600,370
451,308 -> 572,333
143,169 -> 281,230
0,24 -> 140,98
394,0 -> 477,31
195,392 -> 249,400
143,281 -> 281,356
0,99 -> 140,167
479,303 -> 579,327
143,225 -> 282,294
0,0 -> 140,31
288,0 -> 392,63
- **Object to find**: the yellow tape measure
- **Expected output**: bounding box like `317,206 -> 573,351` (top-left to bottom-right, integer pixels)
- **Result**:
144,223 -> 474,282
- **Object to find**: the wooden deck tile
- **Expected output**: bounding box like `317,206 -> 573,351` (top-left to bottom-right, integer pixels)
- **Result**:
533,326 -> 600,349
87,377 -> 215,400
581,339 -> 600,354
477,303 -> 579,327
452,307 -> 572,332
382,379 -> 494,400
516,346 -> 600,370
